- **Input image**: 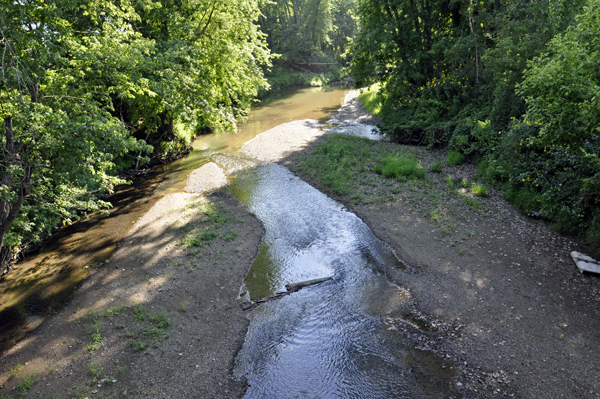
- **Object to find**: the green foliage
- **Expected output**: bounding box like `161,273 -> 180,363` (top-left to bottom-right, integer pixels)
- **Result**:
518,0 -> 600,150
15,374 -> 38,398
260,0 -> 356,65
222,231 -> 239,242
351,0 -> 599,253
6,363 -> 23,380
182,229 -> 219,248
88,362 -> 103,383
265,66 -> 342,93
148,313 -> 171,329
259,0 -> 357,91
299,134 -> 431,205
133,306 -> 147,324
472,184 -> 488,197
375,156 -> 425,181
300,135 -> 373,195
130,340 -> 147,351
446,151 -> 465,166
0,0 -> 271,266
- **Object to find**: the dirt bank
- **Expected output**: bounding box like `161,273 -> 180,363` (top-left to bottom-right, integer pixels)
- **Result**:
0,192 -> 263,398
281,91 -> 600,398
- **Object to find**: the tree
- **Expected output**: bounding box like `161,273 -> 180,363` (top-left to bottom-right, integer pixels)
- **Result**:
518,0 -> 600,150
0,0 -> 271,273
0,0 -> 153,269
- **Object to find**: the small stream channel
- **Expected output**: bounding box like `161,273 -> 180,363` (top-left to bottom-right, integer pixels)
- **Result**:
228,165 -> 456,398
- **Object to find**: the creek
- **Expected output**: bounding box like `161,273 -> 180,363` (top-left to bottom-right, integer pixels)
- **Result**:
0,86 -> 351,352
1,85 -> 456,398
229,164 -> 456,398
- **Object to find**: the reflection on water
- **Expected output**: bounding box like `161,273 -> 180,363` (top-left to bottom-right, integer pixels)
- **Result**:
229,165 -> 457,398
0,85 -> 350,353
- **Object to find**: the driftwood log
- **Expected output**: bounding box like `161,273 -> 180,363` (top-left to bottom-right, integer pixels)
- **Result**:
242,276 -> 333,310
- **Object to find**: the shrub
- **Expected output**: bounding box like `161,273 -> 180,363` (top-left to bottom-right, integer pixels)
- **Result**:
472,184 -> 487,197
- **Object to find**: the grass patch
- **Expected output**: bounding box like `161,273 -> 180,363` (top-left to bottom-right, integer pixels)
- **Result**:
429,160 -> 443,173
297,134 -> 437,206
446,175 -> 488,202
71,386 -> 90,399
472,183 -> 488,197
130,311 -> 171,351
358,84 -> 382,116
375,156 -> 425,181
446,150 -> 465,166
82,316 -> 102,352
99,306 -> 125,317
464,197 -> 480,210
222,230 -> 238,242
88,362 -> 103,383
6,363 -> 23,380
182,228 -> 219,247
299,135 -> 378,196
133,306 -> 147,324
130,340 -> 147,351
15,374 -> 38,398
148,312 -> 171,329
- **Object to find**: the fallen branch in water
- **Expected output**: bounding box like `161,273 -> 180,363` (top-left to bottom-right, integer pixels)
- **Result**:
242,276 -> 333,310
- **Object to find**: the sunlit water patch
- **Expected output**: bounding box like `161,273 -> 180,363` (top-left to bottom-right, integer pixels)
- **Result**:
229,164 -> 457,398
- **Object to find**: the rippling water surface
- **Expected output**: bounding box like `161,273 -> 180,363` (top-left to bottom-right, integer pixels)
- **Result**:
229,164 -> 456,398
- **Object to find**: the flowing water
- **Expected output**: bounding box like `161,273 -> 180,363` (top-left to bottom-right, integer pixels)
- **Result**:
228,165 -> 456,398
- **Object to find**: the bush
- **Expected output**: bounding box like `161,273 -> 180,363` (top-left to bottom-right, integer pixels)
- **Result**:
446,150 -> 465,166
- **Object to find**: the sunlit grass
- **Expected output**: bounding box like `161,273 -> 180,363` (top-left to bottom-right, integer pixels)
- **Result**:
358,83 -> 383,116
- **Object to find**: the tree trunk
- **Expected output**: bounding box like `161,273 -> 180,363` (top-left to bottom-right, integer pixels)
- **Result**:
0,116 -> 32,250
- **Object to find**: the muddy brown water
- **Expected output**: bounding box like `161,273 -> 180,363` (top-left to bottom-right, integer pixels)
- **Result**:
0,86 -> 351,353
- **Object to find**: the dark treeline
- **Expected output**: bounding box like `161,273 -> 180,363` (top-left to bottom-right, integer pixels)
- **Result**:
350,0 -> 600,255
